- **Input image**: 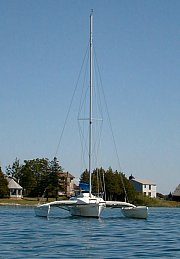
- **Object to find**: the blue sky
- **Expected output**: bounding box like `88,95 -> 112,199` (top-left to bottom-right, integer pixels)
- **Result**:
0,0 -> 179,194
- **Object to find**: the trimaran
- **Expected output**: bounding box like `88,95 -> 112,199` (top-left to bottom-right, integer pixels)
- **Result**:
35,12 -> 148,219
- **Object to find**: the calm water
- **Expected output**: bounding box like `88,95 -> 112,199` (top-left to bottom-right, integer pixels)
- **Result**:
0,206 -> 180,258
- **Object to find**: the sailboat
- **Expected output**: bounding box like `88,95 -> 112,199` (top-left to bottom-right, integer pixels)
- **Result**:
34,12 -> 148,219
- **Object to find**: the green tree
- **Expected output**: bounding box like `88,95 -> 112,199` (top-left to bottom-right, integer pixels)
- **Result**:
7,158 -> 52,198
4,157 -> 65,199
28,158 -> 50,199
121,174 -> 136,203
38,158 -> 51,198
19,160 -> 37,196
0,167 -> 9,198
6,158 -> 22,181
79,169 -> 89,184
91,167 -> 105,195
79,167 -> 137,202
48,157 -> 63,201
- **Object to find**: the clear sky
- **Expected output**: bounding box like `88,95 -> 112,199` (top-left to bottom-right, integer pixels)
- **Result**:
0,0 -> 179,195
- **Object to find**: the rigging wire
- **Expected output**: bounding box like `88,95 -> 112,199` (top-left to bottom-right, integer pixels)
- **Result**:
78,50 -> 89,166
94,50 -> 129,203
54,34 -> 128,202
55,45 -> 89,157
77,47 -> 103,174
92,56 -> 103,169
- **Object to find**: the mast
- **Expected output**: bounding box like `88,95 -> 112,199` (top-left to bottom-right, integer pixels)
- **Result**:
89,11 -> 93,196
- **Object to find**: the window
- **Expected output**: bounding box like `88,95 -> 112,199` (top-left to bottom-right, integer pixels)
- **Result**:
148,192 -> 151,197
149,185 -> 151,190
144,184 -> 146,188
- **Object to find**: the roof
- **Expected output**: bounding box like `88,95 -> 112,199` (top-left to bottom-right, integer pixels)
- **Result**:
58,172 -> 75,179
172,184 -> 180,197
6,177 -> 23,190
131,178 -> 156,185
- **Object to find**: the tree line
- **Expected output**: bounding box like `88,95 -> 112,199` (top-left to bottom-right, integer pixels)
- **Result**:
79,168 -> 136,203
1,157 -> 63,200
0,157 -> 137,203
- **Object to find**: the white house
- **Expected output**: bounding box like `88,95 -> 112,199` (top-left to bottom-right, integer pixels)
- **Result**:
172,184 -> 180,201
129,175 -> 157,198
6,177 -> 23,199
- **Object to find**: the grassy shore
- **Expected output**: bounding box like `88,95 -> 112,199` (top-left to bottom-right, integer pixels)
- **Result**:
0,197 -> 56,206
134,195 -> 180,207
0,197 -> 180,207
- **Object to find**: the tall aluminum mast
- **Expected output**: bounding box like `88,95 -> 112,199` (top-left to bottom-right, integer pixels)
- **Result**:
89,11 -> 93,196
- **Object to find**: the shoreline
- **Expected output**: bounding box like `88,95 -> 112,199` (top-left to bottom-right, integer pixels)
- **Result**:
0,198 -> 180,208
0,203 -> 35,207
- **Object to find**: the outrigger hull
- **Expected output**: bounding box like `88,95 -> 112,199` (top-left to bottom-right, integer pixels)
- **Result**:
34,204 -> 50,217
121,206 -> 148,219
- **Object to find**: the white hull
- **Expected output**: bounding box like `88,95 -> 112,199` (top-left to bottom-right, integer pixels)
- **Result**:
121,206 -> 148,219
34,202 -> 105,218
69,193 -> 106,217
69,203 -> 105,218
34,193 -> 106,218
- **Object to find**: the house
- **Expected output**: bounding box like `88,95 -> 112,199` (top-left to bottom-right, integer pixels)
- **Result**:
58,172 -> 75,197
6,177 -> 23,199
172,184 -> 180,201
129,175 -> 157,198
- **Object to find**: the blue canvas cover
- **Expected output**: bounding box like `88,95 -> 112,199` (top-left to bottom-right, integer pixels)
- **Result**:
79,182 -> 90,192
